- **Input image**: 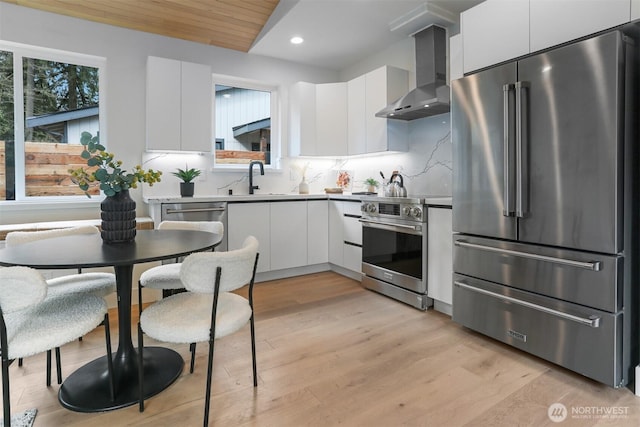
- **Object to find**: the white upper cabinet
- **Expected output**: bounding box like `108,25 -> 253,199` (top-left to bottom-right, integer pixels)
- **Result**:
347,75 -> 367,155
364,66 -> 409,153
347,65 -> 409,155
316,83 -> 348,156
289,81 -> 317,156
146,56 -> 212,152
449,34 -> 463,82
291,65 -> 408,157
289,82 -> 347,156
461,0 -> 529,73
530,0 -> 631,52
462,0 -> 633,74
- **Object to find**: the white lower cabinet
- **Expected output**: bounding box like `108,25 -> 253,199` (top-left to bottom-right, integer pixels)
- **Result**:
308,200 -> 329,265
270,202 -> 308,270
228,200 -> 328,274
328,200 -> 362,273
427,207 -> 453,306
228,202 -> 271,273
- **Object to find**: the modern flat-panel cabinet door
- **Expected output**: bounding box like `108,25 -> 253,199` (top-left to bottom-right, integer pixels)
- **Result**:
427,207 -> 453,306
633,0 -> 640,20
529,0 -> 630,53
316,83 -> 348,156
270,201 -> 308,270
228,202 -> 271,273
146,56 -> 181,151
146,56 -> 211,152
452,62 -> 518,240
308,200 -> 329,265
461,0 -> 529,74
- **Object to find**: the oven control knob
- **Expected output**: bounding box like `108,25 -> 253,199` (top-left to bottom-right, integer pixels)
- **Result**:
367,203 -> 377,213
410,207 -> 422,219
402,206 -> 412,216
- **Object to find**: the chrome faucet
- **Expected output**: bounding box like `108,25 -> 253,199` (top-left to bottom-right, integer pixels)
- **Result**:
249,161 -> 264,194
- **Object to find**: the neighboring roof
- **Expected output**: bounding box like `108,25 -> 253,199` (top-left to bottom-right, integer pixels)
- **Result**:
26,106 -> 99,127
232,118 -> 270,138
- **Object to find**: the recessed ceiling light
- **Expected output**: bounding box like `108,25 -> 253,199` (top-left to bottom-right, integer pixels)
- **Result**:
290,36 -> 304,45
223,93 -> 231,98
424,104 -> 430,108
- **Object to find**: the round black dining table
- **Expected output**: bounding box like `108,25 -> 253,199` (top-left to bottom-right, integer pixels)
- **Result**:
0,229 -> 221,412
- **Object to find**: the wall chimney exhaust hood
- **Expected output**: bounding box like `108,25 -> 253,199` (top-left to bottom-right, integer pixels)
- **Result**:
376,25 -> 449,121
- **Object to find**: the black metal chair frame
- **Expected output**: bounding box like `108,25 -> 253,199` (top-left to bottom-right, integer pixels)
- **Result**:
1,308 -> 115,427
137,253 -> 259,426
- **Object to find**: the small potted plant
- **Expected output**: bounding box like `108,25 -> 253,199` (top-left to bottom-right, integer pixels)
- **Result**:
172,166 -> 201,197
364,178 -> 379,193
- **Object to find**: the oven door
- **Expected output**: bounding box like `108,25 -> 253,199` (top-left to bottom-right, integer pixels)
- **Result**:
360,219 -> 426,293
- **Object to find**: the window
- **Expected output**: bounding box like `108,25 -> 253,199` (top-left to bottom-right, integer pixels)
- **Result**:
212,75 -> 279,169
0,42 -> 105,201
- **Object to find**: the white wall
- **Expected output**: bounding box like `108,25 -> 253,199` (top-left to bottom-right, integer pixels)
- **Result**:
0,2 -> 338,224
0,2 -> 452,223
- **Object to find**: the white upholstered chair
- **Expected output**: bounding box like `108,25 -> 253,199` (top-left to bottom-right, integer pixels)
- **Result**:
5,225 -> 116,298
138,236 -> 259,425
137,220 -> 224,373
5,226 -> 116,370
0,266 -> 114,427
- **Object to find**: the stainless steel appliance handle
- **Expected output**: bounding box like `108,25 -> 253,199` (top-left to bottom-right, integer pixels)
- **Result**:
503,83 -> 515,217
166,207 -> 226,214
454,240 -> 601,271
454,281 -> 601,328
359,219 -> 421,232
515,81 -> 528,218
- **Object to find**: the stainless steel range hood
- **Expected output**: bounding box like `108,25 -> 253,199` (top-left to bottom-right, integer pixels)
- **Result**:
376,25 -> 449,120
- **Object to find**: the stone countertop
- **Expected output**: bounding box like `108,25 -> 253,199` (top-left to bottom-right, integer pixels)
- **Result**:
144,193 -> 367,204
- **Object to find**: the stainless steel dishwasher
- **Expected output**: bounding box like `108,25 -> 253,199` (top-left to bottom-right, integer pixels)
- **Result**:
160,201 -> 227,251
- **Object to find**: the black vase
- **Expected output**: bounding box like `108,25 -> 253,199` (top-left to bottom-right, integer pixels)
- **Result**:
180,182 -> 195,197
100,189 -> 137,243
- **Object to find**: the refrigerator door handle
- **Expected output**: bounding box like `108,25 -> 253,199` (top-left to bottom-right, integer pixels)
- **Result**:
454,240 -> 602,271
515,81 -> 529,218
454,281 -> 601,328
503,84 -> 516,216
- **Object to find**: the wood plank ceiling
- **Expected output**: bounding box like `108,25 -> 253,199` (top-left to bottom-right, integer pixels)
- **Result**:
1,0 -> 280,52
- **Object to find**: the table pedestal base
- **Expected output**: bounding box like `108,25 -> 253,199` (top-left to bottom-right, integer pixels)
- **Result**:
58,347 -> 183,412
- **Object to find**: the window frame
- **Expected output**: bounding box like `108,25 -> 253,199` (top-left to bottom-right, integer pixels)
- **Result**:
211,73 -> 280,171
0,40 -> 106,203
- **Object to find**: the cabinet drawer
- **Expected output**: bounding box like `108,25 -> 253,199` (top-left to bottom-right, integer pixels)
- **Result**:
453,274 -> 622,387
453,235 -> 620,312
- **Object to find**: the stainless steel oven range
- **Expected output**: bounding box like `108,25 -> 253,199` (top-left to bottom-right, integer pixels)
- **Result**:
360,196 -> 431,310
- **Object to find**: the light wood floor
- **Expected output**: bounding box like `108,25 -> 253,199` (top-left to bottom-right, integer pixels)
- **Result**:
4,271 -> 640,426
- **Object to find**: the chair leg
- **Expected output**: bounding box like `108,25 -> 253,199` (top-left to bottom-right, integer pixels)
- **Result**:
203,338 -> 216,427
189,343 -> 196,374
250,313 -> 257,387
138,281 -> 143,318
2,357 -> 11,427
138,322 -> 144,412
104,313 -> 115,402
55,347 -> 62,384
46,350 -> 51,387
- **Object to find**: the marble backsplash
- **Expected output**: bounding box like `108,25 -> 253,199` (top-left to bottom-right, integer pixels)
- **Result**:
142,113 -> 452,199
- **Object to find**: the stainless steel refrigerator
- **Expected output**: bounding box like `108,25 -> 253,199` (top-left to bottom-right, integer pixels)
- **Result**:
451,28 -> 638,388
